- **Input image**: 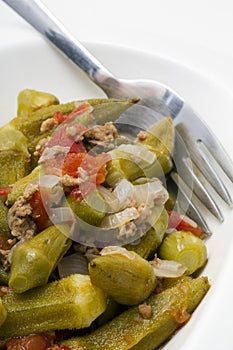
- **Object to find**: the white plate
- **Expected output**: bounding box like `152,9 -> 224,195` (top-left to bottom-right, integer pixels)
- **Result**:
0,37 -> 233,349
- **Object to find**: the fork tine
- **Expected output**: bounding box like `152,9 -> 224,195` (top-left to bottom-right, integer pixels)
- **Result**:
175,123 -> 233,206
182,157 -> 224,222
194,141 -> 233,206
174,103 -> 233,183
196,134 -> 233,183
171,172 -> 211,235
173,128 -> 225,220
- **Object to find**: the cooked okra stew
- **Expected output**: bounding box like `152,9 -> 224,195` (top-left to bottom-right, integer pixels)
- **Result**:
0,89 -> 210,349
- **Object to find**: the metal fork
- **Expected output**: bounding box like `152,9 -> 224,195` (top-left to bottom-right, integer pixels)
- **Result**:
3,0 -> 233,233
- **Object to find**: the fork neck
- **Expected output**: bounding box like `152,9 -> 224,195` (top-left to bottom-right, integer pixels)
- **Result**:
3,0 -> 117,92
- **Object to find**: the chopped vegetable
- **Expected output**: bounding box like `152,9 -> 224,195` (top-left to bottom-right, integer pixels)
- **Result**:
9,225 -> 72,293
0,274 -> 107,338
0,91 -> 210,350
63,277 -> 210,350
17,88 -> 59,118
159,230 -> 207,275
168,210 -> 204,237
89,247 -> 157,305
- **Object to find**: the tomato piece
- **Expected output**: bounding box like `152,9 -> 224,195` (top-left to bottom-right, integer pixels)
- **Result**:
69,141 -> 87,154
70,187 -> 83,203
62,152 -> 110,184
68,102 -> 92,119
44,153 -> 66,177
29,189 -> 51,232
167,210 -> 204,237
46,124 -> 87,149
53,103 -> 91,125
53,110 -> 67,124
78,154 -> 109,197
0,187 -> 11,196
62,153 -> 86,178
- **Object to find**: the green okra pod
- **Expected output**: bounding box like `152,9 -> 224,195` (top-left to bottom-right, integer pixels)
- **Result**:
106,117 -> 174,183
0,274 -> 107,338
0,298 -> 6,328
9,225 -> 72,293
136,116 -> 174,176
67,190 -> 106,227
11,98 -> 139,142
0,151 -> 30,187
17,89 -> 60,118
0,125 -> 30,187
63,276 -> 210,350
7,165 -> 41,206
159,230 -> 208,275
0,201 -> 11,238
89,247 -> 157,305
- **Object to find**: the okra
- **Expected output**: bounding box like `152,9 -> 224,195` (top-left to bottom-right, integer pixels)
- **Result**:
136,116 -> 174,176
0,124 -> 30,186
0,201 -> 11,237
63,276 -> 210,350
17,89 -> 59,118
0,151 -> 30,187
11,98 -> 139,142
0,274 -> 107,338
89,247 -> 157,305
9,225 -> 72,293
7,165 -> 41,206
159,230 -> 207,275
0,298 -> 6,328
67,190 -> 106,227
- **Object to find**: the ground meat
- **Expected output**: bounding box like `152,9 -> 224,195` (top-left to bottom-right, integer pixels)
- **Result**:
40,117 -> 58,133
84,122 -> 119,150
136,130 -> 147,141
61,174 -> 80,187
7,182 -> 39,267
138,303 -> 153,319
34,137 -> 51,157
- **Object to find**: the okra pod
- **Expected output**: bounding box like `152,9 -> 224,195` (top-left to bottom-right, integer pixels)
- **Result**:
17,89 -> 59,118
0,274 -> 107,338
9,225 -> 72,293
89,247 -> 157,305
136,116 -> 174,176
11,98 -> 139,142
7,165 -> 41,206
0,125 -> 30,186
159,230 -> 208,275
67,190 -> 106,227
0,201 -> 11,237
63,276 -> 210,350
0,299 -> 6,328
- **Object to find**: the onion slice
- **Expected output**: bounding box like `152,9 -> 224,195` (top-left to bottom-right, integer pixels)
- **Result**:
58,253 -> 88,278
133,178 -> 169,208
150,257 -> 187,278
116,144 -> 156,166
100,207 -> 139,229
100,246 -> 136,260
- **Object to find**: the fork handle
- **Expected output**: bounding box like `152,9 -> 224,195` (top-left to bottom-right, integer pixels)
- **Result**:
2,0 -> 115,90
